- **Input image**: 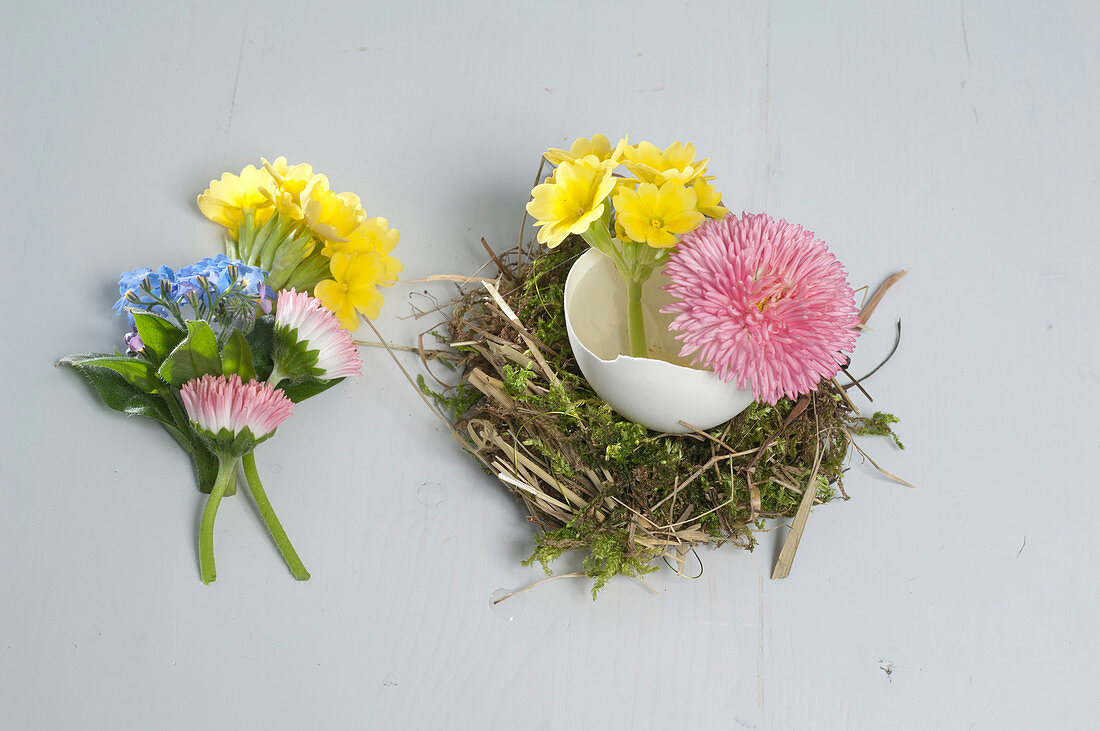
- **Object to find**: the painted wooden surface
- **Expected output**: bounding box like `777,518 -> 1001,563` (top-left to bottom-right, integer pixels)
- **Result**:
2,1 -> 1098,728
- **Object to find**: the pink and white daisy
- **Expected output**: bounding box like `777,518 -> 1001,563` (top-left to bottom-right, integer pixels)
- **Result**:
180,373 -> 295,439
275,288 -> 362,379
662,213 -> 861,405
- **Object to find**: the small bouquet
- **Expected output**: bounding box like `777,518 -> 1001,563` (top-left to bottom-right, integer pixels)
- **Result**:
60,158 -> 401,583
417,135 -> 906,596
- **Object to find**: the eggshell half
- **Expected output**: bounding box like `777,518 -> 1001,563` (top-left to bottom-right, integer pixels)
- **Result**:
564,247 -> 754,433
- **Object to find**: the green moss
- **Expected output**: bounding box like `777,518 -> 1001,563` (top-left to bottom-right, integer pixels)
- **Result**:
852,411 -> 904,449
502,363 -> 536,400
417,374 -> 483,417
523,516 -> 660,599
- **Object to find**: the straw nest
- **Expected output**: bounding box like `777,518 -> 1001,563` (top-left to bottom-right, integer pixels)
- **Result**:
400,235 -> 906,597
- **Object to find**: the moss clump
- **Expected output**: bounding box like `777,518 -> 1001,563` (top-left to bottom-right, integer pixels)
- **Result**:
424,234 -> 903,596
852,411 -> 905,449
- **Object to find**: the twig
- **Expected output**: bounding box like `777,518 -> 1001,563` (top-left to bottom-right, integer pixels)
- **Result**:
772,440 -> 825,579
844,320 -> 902,389
492,571 -> 587,605
352,340 -> 449,359
517,157 -> 548,252
481,237 -> 514,280
844,429 -> 916,488
360,317 -> 451,426
860,270 -> 908,325
482,281 -> 560,386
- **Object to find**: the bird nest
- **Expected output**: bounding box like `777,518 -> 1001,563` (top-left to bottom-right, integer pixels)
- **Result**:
406,235 -> 906,598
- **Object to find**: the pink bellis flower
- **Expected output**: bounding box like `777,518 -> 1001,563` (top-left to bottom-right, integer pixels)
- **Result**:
269,288 -> 362,387
180,374 -> 306,583
661,213 -> 861,405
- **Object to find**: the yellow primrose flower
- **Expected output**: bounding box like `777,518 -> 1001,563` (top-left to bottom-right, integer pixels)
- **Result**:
613,215 -> 636,244
613,176 -> 641,195
301,178 -> 365,243
261,157 -> 322,220
622,141 -> 709,186
323,216 -> 400,258
544,134 -> 628,166
376,253 -> 403,287
197,164 -> 275,233
526,156 -> 617,248
313,251 -> 388,331
692,178 -> 729,219
612,180 -> 705,248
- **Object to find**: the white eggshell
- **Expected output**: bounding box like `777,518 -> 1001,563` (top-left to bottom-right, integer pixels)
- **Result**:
564,247 -> 754,433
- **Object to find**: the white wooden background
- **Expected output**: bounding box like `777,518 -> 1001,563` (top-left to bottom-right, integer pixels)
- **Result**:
3,1 -> 1098,728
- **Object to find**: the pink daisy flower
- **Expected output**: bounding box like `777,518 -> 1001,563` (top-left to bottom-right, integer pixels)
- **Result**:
275,288 -> 362,379
662,213 -> 860,405
180,373 -> 295,441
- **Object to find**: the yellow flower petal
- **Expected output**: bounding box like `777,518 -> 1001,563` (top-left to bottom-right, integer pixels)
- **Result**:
692,178 -> 729,218
328,251 -> 352,282
350,286 -> 385,321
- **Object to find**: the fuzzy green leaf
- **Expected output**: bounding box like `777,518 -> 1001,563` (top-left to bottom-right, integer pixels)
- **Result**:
62,353 -> 164,394
132,312 -> 185,365
279,377 -> 343,403
57,354 -> 188,445
221,330 -> 257,382
158,320 -> 221,387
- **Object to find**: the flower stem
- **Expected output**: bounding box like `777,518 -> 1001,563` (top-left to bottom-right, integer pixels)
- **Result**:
199,458 -> 236,585
241,451 -> 310,581
626,279 -> 647,358
266,362 -> 287,390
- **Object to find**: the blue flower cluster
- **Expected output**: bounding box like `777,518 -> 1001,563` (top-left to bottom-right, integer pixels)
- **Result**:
114,255 -> 270,324
176,255 -> 268,303
113,265 -> 178,317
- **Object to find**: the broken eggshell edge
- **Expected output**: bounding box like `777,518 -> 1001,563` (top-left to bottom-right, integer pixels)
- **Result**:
564,247 -> 754,434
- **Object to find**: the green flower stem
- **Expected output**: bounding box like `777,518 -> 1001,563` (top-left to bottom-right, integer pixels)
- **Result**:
625,279 -> 647,358
199,457 -> 236,585
241,451 -> 310,581
579,206 -> 655,358
266,362 -> 287,390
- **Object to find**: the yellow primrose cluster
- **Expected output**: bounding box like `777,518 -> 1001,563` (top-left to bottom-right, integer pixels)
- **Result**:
528,135 -> 727,250
197,157 -> 402,331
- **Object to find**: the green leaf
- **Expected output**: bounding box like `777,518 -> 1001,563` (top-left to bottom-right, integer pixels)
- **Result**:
221,330 -> 257,382
280,377 -> 343,403
158,320 -> 221,387
63,353 -> 164,394
132,312 -> 186,365
58,354 -> 188,445
246,315 -> 275,380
